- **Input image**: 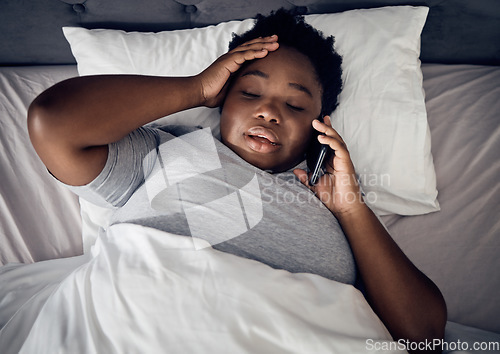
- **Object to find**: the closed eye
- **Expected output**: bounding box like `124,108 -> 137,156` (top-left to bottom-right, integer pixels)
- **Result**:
242,91 -> 260,98
287,103 -> 304,112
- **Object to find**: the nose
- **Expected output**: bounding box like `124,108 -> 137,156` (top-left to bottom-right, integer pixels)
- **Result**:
255,100 -> 281,124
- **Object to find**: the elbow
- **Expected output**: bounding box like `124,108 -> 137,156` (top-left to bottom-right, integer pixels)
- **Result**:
27,93 -> 59,150
27,98 -> 46,149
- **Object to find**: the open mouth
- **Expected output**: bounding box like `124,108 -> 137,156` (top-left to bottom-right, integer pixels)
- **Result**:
247,134 -> 279,146
244,126 -> 281,153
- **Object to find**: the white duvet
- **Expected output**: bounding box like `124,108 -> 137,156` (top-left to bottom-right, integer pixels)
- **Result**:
0,223 -> 403,353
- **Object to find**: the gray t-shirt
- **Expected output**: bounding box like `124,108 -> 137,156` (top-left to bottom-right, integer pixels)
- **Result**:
67,125 -> 356,284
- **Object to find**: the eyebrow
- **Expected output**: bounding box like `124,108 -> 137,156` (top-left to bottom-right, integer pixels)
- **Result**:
242,70 -> 269,79
288,82 -> 313,97
241,70 -> 313,97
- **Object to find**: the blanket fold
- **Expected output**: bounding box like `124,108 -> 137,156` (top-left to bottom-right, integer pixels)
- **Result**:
0,223 -> 402,353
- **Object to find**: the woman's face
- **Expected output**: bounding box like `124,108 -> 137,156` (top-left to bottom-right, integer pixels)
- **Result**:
220,46 -> 323,172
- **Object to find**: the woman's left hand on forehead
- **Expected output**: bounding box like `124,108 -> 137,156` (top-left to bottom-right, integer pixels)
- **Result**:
294,116 -> 364,216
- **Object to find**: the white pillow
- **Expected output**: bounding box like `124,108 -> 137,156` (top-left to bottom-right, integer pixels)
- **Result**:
63,6 -> 439,217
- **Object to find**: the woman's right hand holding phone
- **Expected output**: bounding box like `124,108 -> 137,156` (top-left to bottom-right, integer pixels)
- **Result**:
196,35 -> 279,108
294,116 -> 363,217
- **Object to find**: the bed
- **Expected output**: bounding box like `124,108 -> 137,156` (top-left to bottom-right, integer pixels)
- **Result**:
0,0 -> 499,353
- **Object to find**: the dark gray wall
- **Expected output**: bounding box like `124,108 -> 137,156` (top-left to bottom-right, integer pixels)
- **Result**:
1,0 -> 499,66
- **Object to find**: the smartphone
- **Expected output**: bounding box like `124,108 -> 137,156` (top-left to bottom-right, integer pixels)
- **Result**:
309,144 -> 328,185
306,117 -> 331,186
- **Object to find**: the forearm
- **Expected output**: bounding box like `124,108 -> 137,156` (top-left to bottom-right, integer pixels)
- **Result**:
29,74 -> 203,148
336,203 -> 447,345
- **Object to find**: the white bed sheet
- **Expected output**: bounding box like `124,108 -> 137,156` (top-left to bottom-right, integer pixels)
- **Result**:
0,66 -> 81,264
381,64 -> 500,333
0,64 -> 499,338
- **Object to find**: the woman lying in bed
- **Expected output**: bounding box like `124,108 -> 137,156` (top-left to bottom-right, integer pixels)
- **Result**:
27,8 -> 446,349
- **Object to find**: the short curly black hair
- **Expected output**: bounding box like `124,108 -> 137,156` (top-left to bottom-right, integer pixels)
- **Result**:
228,8 -> 343,116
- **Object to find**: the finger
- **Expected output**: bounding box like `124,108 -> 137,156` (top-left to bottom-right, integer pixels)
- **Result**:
313,118 -> 346,150
311,118 -> 353,174
312,116 -> 345,149
220,48 -> 270,74
312,117 -> 345,143
317,135 -> 354,177
317,134 -> 350,161
230,42 -> 279,56
236,35 -> 278,49
231,48 -> 272,66
324,115 -> 332,127
230,37 -> 279,54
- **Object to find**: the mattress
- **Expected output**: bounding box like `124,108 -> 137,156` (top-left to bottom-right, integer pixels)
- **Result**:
0,63 -> 499,337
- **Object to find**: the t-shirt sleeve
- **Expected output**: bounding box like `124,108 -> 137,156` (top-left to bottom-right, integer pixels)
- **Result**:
62,126 -> 160,208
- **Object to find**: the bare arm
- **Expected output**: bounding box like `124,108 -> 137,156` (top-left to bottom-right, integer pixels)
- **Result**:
28,36 -> 279,186
294,117 -> 446,350
28,75 -> 202,185
335,204 -> 447,346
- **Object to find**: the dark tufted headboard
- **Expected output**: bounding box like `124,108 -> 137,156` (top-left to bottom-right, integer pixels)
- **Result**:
1,0 -> 499,66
